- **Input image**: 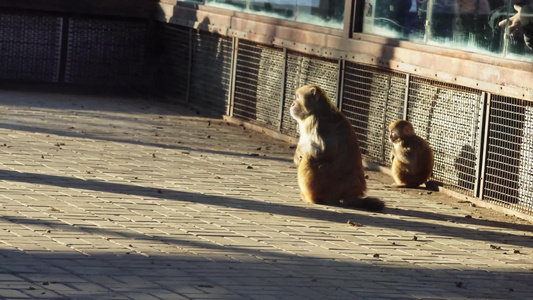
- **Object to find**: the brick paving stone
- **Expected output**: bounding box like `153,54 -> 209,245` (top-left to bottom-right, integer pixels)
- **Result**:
0,289 -> 31,298
0,89 -> 532,299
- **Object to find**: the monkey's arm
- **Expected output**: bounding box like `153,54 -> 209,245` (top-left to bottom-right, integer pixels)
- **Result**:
392,140 -> 417,165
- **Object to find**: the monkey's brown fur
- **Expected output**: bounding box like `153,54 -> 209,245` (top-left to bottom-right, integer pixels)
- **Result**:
290,84 -> 384,211
389,119 -> 434,188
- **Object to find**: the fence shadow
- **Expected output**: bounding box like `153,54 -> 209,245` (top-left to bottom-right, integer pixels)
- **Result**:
1,169 -> 532,248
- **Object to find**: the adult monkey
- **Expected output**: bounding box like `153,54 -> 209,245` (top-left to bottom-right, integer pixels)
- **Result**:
290,84 -> 385,211
388,119 -> 434,188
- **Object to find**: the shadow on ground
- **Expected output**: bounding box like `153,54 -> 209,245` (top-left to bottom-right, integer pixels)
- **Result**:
1,219 -> 531,299
1,169 -> 532,248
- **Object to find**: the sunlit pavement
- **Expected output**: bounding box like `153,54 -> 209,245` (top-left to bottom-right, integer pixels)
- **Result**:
0,88 -> 532,299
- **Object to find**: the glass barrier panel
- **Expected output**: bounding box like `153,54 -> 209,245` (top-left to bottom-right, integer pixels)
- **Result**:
206,0 -> 248,11
427,0 -> 503,56
205,0 -> 344,28
361,0 -> 533,60
295,0 -> 344,29
362,0 -> 427,41
249,0 -> 296,20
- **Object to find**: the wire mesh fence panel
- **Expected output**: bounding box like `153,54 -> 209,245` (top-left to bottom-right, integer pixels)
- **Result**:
483,95 -> 533,214
0,11 -> 61,82
189,31 -> 233,115
150,23 -> 190,102
341,62 -> 406,165
383,75 -> 408,165
233,40 -> 284,130
407,77 -> 484,196
280,51 -> 340,137
65,17 -> 147,87
280,52 -> 301,137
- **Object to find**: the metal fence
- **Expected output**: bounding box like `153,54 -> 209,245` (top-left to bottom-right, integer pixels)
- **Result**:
65,16 -> 147,87
482,95 -> 533,213
231,42 -> 340,135
0,11 -> 62,82
0,10 -> 148,88
407,77 -> 485,197
150,24 -> 190,101
341,63 -> 406,166
189,31 -> 233,116
233,40 -> 285,130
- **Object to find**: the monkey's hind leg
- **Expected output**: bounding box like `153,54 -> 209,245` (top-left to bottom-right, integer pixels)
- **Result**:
298,183 -> 327,205
300,190 -> 337,205
390,164 -> 420,188
300,190 -> 316,204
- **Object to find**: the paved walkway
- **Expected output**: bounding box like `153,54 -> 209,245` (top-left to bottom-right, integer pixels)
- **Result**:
0,87 -> 532,300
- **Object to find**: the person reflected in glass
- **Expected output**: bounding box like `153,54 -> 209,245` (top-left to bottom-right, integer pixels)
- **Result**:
499,0 -> 533,48
431,0 -> 457,40
431,0 -> 492,45
489,0 -> 533,53
374,0 -> 414,36
455,0 -> 492,46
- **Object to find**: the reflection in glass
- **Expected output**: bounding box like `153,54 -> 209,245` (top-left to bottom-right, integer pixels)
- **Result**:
206,0 -> 248,11
361,0 -> 533,60
249,0 -> 296,20
205,0 -> 344,28
429,0 -> 495,54
296,0 -> 344,29
362,0 -> 426,41
499,1 -> 533,61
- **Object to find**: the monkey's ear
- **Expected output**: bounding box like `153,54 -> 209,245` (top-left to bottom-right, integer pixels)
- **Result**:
403,125 -> 413,135
309,87 -> 317,96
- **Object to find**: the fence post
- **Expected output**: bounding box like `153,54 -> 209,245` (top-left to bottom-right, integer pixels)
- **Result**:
58,15 -> 70,83
477,92 -> 491,199
227,37 -> 239,117
337,60 -> 345,110
380,75 -> 391,162
402,73 -> 410,120
473,91 -> 487,197
185,28 -> 194,103
278,48 -> 288,132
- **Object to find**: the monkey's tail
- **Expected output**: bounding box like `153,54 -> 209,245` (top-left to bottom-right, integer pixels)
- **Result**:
343,197 -> 385,211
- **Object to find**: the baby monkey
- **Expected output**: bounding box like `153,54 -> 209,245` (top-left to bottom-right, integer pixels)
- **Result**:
389,119 -> 434,188
290,84 -> 384,211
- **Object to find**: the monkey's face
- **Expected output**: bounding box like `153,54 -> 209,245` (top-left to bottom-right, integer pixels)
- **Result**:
291,85 -> 327,121
290,92 -> 307,120
389,129 -> 399,143
389,120 -> 415,143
